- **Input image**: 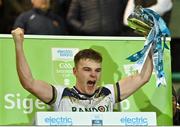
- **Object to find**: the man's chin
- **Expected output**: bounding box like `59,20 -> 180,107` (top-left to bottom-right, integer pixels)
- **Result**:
86,86 -> 96,95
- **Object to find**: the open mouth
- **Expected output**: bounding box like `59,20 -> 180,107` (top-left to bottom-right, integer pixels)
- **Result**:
87,80 -> 96,86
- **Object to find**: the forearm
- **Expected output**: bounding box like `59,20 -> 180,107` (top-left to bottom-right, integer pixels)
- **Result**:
67,18 -> 82,30
119,52 -> 153,100
139,52 -> 153,83
67,0 -> 83,31
67,8 -> 83,31
15,43 -> 34,90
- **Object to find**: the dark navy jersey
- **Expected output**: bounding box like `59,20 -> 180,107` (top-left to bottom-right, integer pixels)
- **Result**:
13,8 -> 67,35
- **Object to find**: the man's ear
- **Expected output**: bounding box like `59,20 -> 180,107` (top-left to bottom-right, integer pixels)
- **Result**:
73,67 -> 76,75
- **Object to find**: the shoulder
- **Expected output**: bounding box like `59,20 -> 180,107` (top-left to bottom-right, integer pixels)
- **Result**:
103,84 -> 115,93
16,9 -> 35,21
19,9 -> 35,17
99,86 -> 112,96
103,83 -> 121,103
54,85 -> 66,94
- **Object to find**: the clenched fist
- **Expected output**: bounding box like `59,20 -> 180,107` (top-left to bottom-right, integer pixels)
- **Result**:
11,27 -> 24,45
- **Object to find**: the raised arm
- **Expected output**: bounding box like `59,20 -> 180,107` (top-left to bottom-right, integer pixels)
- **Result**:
119,51 -> 153,100
11,28 -> 53,104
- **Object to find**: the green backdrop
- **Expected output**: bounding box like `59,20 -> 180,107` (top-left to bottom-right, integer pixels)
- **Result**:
0,35 -> 172,125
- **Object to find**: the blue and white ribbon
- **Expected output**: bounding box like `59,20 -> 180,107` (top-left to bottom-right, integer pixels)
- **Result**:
127,8 -> 170,87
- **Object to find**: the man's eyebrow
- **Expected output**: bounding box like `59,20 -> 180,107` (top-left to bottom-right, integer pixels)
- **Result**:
82,67 -> 91,69
82,67 -> 101,71
96,68 -> 102,72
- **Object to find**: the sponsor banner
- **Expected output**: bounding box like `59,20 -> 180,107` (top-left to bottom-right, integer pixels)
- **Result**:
52,48 -> 79,61
52,48 -> 79,86
35,112 -> 157,126
0,35 -> 172,125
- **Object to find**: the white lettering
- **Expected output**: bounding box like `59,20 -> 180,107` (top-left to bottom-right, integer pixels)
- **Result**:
23,98 -> 33,114
4,93 -> 48,114
35,99 -> 46,109
16,93 -> 21,109
4,94 -> 15,109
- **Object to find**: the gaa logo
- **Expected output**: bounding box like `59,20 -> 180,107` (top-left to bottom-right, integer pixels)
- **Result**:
51,48 -> 79,85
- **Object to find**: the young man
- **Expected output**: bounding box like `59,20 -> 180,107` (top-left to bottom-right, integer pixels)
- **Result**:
11,27 -> 153,111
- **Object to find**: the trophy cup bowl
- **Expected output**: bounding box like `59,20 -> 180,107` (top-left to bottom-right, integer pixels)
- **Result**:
127,6 -> 154,36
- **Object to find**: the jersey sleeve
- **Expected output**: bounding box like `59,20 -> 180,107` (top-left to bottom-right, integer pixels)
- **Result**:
50,85 -> 65,111
104,82 -> 121,103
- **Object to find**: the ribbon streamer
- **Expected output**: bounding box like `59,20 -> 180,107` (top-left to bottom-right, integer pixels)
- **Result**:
127,6 -> 170,87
